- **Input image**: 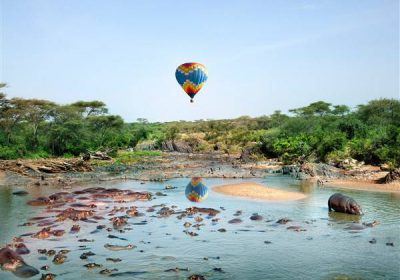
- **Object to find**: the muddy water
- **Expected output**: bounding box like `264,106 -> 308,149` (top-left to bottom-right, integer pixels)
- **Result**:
0,176 -> 399,279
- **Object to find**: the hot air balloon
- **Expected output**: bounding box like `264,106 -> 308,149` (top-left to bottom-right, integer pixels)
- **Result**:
175,62 -> 208,103
185,177 -> 209,202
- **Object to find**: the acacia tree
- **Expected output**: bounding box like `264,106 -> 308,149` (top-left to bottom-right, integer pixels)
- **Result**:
0,87 -> 27,145
46,105 -> 88,156
14,98 -> 56,150
289,101 -> 332,117
71,101 -> 108,118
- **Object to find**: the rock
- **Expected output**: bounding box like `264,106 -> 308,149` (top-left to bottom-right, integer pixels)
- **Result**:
286,226 -> 306,232
12,190 -> 29,196
161,140 -> 193,153
106,258 -> 122,263
276,218 -> 291,224
250,213 -> 263,221
80,251 -> 95,260
377,168 -> 400,184
184,231 -> 198,237
100,268 -> 118,274
217,228 -> 226,232
104,244 -> 135,251
228,218 -> 242,224
164,267 -> 190,272
233,210 -> 242,216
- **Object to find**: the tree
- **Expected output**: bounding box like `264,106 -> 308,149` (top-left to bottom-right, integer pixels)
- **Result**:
357,99 -> 400,126
289,101 -> 332,116
332,105 -> 350,116
88,115 -> 124,146
71,101 -> 108,118
15,99 -> 56,150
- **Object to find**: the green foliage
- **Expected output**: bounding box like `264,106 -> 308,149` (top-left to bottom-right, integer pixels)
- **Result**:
0,146 -> 22,159
115,150 -> 162,164
273,134 -> 314,163
0,88 -> 398,168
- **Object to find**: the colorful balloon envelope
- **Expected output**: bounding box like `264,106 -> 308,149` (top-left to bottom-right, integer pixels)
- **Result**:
175,62 -> 208,103
185,177 -> 209,202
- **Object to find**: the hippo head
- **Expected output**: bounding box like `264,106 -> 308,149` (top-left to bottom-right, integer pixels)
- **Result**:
0,247 -> 39,278
349,201 -> 363,215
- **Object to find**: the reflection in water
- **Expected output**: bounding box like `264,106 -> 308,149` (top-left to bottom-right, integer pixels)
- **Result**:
0,189 -> 13,244
328,211 -> 361,223
298,180 -> 316,194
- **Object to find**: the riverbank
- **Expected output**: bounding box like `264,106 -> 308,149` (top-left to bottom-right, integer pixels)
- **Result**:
213,182 -> 306,201
325,179 -> 400,193
0,152 -> 399,194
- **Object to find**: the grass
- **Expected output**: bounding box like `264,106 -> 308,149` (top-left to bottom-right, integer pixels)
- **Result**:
114,150 -> 162,164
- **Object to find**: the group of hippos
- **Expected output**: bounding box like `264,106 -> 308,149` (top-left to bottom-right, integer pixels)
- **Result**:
0,189 -> 362,279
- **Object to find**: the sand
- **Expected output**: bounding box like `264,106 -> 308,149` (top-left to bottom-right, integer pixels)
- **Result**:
325,179 -> 400,193
213,182 -> 306,201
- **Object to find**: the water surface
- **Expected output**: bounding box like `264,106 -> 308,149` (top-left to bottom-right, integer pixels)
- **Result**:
0,176 -> 399,279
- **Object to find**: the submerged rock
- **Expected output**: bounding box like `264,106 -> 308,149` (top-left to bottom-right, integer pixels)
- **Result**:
250,213 -> 263,221
106,258 -> 122,263
80,251 -> 96,260
286,226 -> 306,232
104,244 -> 135,251
228,218 -> 242,224
13,190 -> 29,196
276,218 -> 291,224
369,238 -> 377,244
100,268 -> 118,274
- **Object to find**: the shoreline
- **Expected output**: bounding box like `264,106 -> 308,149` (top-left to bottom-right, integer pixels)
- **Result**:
323,179 -> 400,194
0,154 -> 399,194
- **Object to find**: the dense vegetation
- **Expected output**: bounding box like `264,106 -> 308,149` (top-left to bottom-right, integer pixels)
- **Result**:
1,83 -> 399,167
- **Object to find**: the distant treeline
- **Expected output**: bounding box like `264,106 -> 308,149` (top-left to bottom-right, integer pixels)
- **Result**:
0,83 -> 399,167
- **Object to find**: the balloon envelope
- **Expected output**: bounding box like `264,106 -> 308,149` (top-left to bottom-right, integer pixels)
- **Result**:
175,62 -> 208,102
185,177 -> 208,202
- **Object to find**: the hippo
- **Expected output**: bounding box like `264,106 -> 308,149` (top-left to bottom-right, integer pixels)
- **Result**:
0,247 -> 39,278
328,193 -> 363,215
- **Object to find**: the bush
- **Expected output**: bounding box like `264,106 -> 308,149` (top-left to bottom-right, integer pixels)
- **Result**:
0,146 -> 21,159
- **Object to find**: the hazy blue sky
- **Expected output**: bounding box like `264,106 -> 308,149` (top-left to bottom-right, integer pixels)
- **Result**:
1,0 -> 399,122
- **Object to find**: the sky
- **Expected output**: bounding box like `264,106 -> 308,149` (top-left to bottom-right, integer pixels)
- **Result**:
1,0 -> 399,122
